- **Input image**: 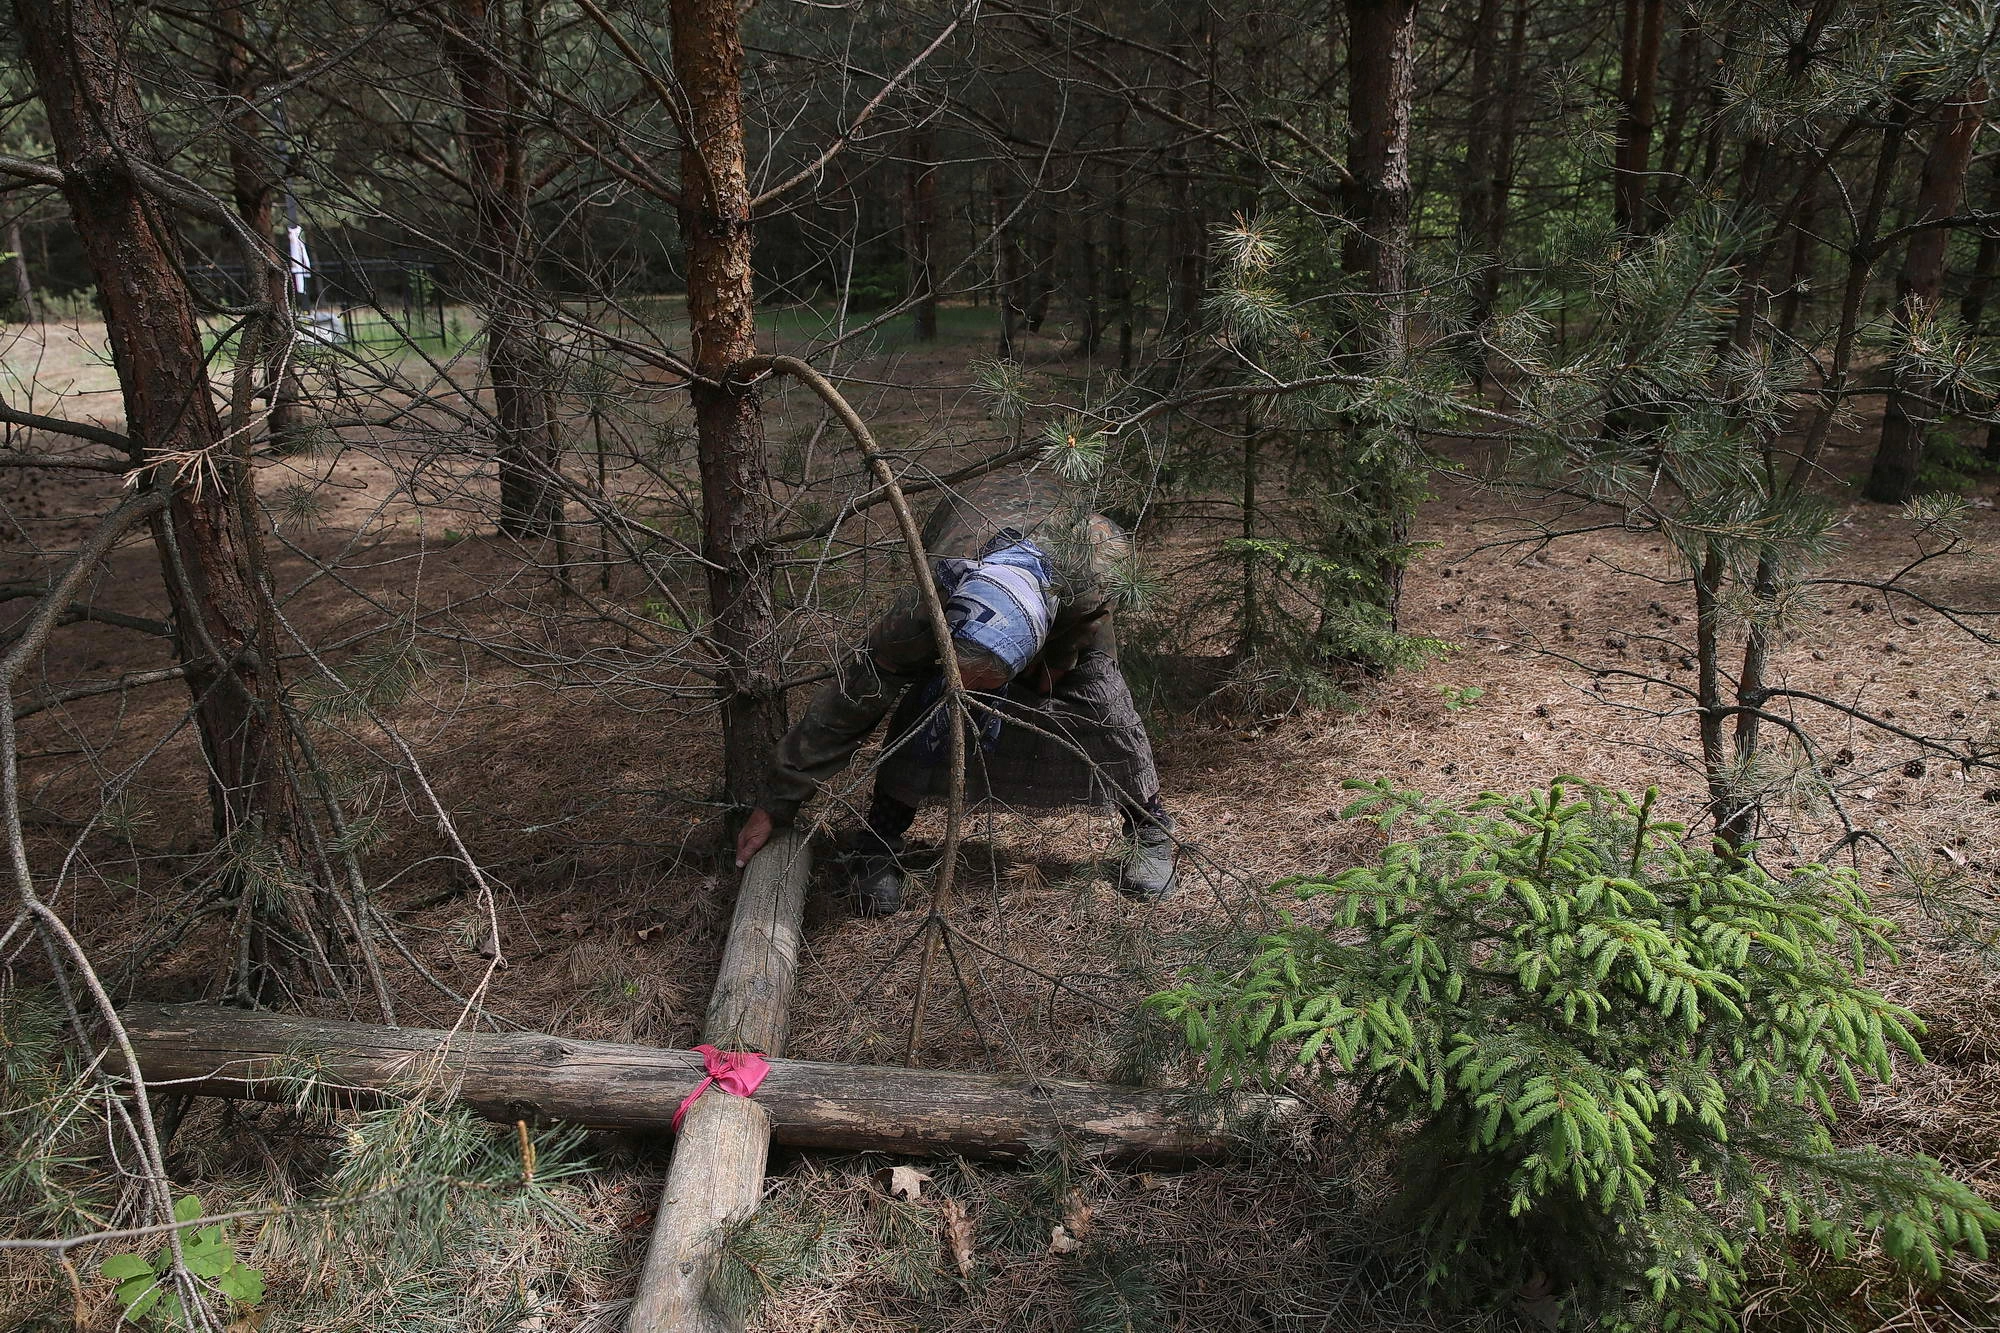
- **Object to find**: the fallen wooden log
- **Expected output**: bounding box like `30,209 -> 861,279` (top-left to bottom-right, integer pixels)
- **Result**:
120,831 -> 1294,1333
626,826 -> 810,1333
116,1001 -> 1298,1163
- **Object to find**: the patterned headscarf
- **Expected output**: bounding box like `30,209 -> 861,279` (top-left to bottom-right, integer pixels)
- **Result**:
935,534 -> 1056,678
910,534 -> 1057,764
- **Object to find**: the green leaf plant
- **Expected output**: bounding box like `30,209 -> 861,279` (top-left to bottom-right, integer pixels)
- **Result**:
1149,779 -> 1996,1330
100,1194 -> 264,1328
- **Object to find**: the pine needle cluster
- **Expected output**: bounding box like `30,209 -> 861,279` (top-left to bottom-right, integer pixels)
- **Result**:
0,996 -> 117,1239
1,990 -> 600,1332
1150,779 -> 1998,1330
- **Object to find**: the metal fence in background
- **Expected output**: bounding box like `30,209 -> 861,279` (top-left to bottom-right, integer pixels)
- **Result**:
188,253 -> 453,348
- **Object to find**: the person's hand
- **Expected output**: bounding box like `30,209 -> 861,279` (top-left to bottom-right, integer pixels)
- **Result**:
735,807 -> 776,868
1030,663 -> 1069,694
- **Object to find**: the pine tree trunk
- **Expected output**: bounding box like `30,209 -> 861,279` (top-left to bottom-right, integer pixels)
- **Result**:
1023,219 -> 1057,333
1455,0 -> 1502,375
1076,207 -> 1102,356
122,1001 -> 1300,1163
903,123 -> 938,342
1343,0 -> 1416,358
1162,158 -> 1204,358
1649,15 -> 1703,220
6,220 -> 36,321
438,0 -> 563,540
1110,110 -> 1135,373
1469,0 -> 1529,336
1456,0 -> 1500,244
1238,401 -> 1261,658
1963,157 -> 2000,463
1959,162 -> 2000,332
1724,138 -> 1774,352
1794,86 -> 1916,480
1342,0 -> 1418,633
213,0 -> 300,445
1867,80 -> 1987,504
1160,22 -> 1207,362
1775,171 -> 1822,335
992,160 -> 1018,356
1613,0 -> 1667,231
668,0 -> 787,809
16,0 -> 332,990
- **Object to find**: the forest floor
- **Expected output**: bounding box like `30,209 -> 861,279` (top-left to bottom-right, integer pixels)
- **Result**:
3,310 -> 1998,1331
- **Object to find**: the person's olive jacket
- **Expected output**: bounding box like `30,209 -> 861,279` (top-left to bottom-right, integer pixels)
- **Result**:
761,470 -> 1132,824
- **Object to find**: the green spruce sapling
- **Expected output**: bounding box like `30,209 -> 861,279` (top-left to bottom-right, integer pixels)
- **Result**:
1151,779 -> 1996,1330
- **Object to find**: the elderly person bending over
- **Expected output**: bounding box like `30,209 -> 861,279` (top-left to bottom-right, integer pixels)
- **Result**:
733,469 -> 1177,914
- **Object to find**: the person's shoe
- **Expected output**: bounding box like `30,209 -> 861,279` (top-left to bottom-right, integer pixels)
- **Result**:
1118,819 -> 1179,902
852,853 -> 906,916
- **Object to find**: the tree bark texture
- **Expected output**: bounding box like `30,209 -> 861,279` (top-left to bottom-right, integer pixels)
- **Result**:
669,0 -> 787,807
1339,0 -> 1419,633
1109,109 -> 1135,372
1455,0 -> 1502,253
1024,218 -> 1057,333
1342,0 -> 1417,360
1775,171 -> 1822,335
1958,154 -> 2000,332
1160,28 -> 1207,360
437,0 -> 565,539
18,0 -> 292,834
115,999 -> 1299,1162
1960,156 -> 2000,463
16,0 -> 329,987
1792,85 -> 1915,483
1469,0 -> 1530,334
1649,15 -> 1704,220
992,160 -> 1019,356
1076,206 -> 1103,355
213,0 -> 301,444
1613,0 -> 1668,231
1867,80 -> 1987,504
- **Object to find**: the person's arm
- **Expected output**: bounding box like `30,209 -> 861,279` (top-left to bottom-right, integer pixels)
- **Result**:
762,645 -> 928,824
1030,605 -> 1114,692
738,599 -> 934,866
758,587 -> 937,823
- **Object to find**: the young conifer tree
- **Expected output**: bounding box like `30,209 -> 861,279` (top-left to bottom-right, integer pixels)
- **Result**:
1155,780 -> 1998,1330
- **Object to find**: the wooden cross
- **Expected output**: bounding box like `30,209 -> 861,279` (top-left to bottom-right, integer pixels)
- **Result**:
120,829 -> 1294,1332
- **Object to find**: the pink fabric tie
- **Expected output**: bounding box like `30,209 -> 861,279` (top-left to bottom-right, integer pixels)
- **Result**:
672,1044 -> 771,1131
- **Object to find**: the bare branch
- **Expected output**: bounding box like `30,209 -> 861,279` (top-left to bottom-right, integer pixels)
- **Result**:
750,0 -> 980,211
0,402 -> 135,456
0,154 -> 65,187
12,666 -> 188,722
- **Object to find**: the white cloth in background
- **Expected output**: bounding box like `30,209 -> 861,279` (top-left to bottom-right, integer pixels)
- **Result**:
287,226 -> 311,296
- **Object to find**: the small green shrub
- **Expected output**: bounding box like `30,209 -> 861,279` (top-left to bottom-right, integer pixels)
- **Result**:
2,988 -> 597,1333
100,1194 -> 264,1328
1223,534 -> 1450,678
710,1186 -> 856,1321
1150,779 -> 1997,1331
30,288 -> 102,322
836,264 -> 906,312
1436,683 -> 1486,711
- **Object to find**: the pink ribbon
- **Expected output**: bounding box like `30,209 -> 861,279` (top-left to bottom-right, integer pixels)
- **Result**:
672,1044 -> 771,1131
